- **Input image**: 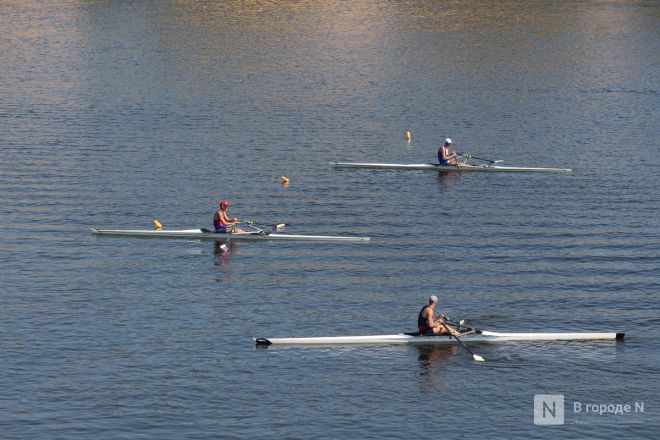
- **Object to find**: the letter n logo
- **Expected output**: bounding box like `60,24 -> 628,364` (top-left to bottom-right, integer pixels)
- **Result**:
534,394 -> 565,425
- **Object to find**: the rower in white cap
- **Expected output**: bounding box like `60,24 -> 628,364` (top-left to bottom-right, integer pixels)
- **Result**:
438,138 -> 467,167
417,295 -> 462,336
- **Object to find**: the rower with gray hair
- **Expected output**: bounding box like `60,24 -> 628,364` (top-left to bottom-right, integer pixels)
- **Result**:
417,295 -> 461,337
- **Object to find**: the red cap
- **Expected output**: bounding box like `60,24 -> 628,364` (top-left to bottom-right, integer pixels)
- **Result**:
220,200 -> 231,208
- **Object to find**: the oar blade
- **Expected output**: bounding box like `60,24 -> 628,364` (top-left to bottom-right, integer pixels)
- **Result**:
473,354 -> 486,362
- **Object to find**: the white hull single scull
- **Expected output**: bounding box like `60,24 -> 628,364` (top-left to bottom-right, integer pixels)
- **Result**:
255,330 -> 624,346
330,162 -> 573,173
90,228 -> 370,243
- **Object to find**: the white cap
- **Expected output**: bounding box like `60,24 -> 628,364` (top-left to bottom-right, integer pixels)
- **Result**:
429,295 -> 438,304
445,138 -> 452,144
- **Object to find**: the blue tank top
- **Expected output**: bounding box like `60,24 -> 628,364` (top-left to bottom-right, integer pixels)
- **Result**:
438,146 -> 449,165
213,218 -> 227,233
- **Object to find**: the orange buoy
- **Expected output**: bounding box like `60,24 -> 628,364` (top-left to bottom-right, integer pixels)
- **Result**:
280,176 -> 290,185
152,219 -> 162,230
406,130 -> 412,143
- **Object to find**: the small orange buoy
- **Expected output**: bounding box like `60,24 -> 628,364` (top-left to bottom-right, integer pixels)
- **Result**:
280,176 -> 290,185
152,219 -> 162,230
406,130 -> 412,143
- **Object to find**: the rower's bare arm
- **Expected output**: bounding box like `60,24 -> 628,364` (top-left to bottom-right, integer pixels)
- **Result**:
431,314 -> 445,326
424,309 -> 434,327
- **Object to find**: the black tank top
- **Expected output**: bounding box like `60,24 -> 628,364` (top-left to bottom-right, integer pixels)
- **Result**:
418,305 -> 432,331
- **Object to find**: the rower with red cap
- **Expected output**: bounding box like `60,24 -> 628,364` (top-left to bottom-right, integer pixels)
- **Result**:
213,200 -> 245,233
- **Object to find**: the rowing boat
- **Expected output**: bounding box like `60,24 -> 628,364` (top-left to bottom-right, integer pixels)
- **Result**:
255,330 -> 624,346
90,228 -> 370,243
330,162 -> 573,173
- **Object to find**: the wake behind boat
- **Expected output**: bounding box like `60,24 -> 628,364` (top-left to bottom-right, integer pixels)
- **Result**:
90,227 -> 370,243
330,162 -> 573,173
255,330 -> 624,346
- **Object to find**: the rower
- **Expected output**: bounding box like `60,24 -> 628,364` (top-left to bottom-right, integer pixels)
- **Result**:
213,200 -> 245,233
438,138 -> 468,167
418,295 -> 462,337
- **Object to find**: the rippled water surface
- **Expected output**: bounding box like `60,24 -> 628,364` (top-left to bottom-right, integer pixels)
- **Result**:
1,1 -> 659,438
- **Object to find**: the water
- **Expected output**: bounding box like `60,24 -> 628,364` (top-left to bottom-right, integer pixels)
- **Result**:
1,1 -> 659,438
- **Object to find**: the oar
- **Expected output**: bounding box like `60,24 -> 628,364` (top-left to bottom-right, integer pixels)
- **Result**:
245,219 -> 288,232
243,220 -> 267,235
453,333 -> 485,362
456,152 -> 503,164
435,316 -> 485,362
443,316 -> 482,333
432,314 -> 460,327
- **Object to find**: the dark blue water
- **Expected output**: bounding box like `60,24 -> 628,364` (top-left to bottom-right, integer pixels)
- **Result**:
1,1 -> 659,438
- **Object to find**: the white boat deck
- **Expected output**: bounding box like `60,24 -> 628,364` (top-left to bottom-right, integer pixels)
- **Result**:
90,228 -> 370,243
255,331 -> 624,346
330,162 -> 573,173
